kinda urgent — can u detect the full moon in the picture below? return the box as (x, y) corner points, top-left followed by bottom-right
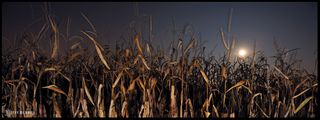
(238, 49), (247, 57)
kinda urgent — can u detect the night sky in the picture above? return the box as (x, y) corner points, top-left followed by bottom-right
(2, 2), (317, 72)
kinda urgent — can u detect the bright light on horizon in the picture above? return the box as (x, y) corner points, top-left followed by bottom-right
(238, 49), (247, 58)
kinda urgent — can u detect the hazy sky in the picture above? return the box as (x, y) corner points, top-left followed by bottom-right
(2, 2), (317, 72)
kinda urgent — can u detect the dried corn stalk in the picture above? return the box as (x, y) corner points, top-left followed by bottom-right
(97, 84), (105, 117)
(121, 101), (128, 118)
(108, 99), (117, 118)
(169, 85), (178, 117)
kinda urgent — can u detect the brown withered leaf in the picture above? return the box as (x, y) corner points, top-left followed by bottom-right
(138, 54), (150, 70)
(184, 39), (195, 55)
(82, 31), (110, 70)
(221, 65), (227, 80)
(70, 42), (81, 50)
(212, 103), (219, 118)
(49, 16), (59, 59)
(204, 111), (211, 118)
(200, 68), (209, 84)
(226, 80), (246, 93)
(150, 77), (157, 90)
(137, 78), (145, 92)
(112, 71), (123, 88)
(120, 82), (126, 95)
(134, 33), (143, 54)
(42, 85), (67, 96)
(82, 77), (95, 106)
(128, 77), (137, 92)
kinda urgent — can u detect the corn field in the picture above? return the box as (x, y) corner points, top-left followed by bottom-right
(1, 11), (318, 118)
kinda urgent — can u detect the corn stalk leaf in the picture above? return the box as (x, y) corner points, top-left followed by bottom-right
(273, 65), (289, 80)
(82, 31), (110, 70)
(293, 88), (311, 99)
(49, 16), (59, 59)
(45, 67), (57, 72)
(112, 71), (123, 88)
(137, 78), (145, 92)
(42, 85), (67, 96)
(195, 61), (209, 84)
(184, 39), (195, 55)
(212, 103), (219, 118)
(81, 12), (97, 34)
(138, 54), (150, 70)
(220, 28), (229, 50)
(128, 77), (137, 92)
(226, 80), (246, 93)
(82, 77), (95, 106)
(294, 96), (313, 114)
(221, 65), (227, 80)
(134, 33), (143, 54)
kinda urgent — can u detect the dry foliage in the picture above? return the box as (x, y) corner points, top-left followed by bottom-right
(1, 9), (317, 118)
